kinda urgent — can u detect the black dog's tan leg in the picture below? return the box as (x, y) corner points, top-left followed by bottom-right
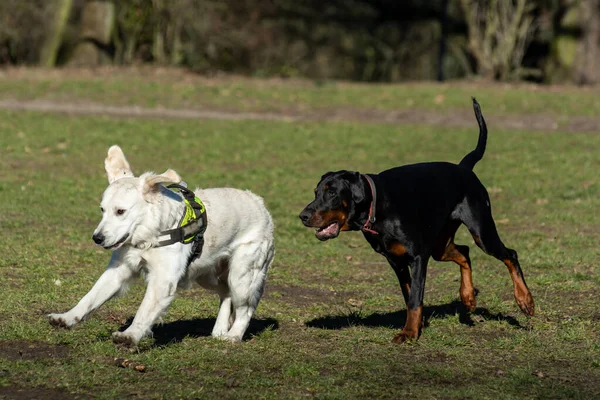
(393, 306), (423, 343)
(501, 249), (535, 316)
(432, 222), (476, 311)
(465, 212), (535, 316)
(440, 243), (476, 312)
(393, 254), (428, 343)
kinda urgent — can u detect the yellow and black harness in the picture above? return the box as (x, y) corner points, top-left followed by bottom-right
(156, 184), (207, 265)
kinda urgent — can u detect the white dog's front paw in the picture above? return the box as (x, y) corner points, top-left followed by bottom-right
(48, 313), (79, 329)
(211, 327), (229, 339)
(112, 331), (139, 347)
(217, 334), (242, 343)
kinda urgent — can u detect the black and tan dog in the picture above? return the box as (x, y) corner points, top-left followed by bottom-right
(299, 99), (534, 343)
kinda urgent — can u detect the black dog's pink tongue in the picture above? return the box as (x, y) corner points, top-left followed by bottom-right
(317, 222), (338, 238)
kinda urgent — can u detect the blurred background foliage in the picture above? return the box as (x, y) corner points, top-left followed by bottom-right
(0, 0), (598, 84)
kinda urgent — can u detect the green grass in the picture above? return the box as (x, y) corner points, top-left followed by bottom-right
(0, 72), (599, 399)
(2, 68), (600, 117)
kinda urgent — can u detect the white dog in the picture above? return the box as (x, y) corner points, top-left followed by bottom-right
(49, 145), (275, 346)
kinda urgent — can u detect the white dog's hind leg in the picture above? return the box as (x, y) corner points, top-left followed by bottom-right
(211, 296), (232, 338)
(48, 255), (134, 328)
(222, 240), (273, 342)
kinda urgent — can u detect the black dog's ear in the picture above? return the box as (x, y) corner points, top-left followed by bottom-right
(350, 172), (365, 203)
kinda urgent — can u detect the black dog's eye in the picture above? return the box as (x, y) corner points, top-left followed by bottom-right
(116, 209), (126, 216)
(323, 188), (336, 199)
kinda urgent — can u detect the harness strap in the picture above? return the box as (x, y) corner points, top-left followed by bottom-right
(361, 174), (379, 235)
(156, 184), (207, 265)
(157, 218), (205, 247)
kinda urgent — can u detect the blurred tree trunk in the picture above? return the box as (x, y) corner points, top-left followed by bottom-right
(573, 0), (600, 84)
(437, 0), (449, 81)
(123, 36), (138, 64)
(170, 18), (183, 65)
(68, 1), (115, 66)
(152, 0), (166, 63)
(39, 0), (73, 67)
(115, 0), (150, 65)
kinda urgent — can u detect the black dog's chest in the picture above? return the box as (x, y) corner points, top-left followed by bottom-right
(363, 232), (384, 253)
(362, 231), (411, 259)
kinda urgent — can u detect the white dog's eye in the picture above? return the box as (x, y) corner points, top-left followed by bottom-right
(100, 207), (105, 213)
(116, 209), (126, 216)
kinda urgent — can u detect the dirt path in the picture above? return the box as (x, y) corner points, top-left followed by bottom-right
(0, 98), (599, 133)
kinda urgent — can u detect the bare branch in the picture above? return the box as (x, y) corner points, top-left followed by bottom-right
(460, 0), (537, 80)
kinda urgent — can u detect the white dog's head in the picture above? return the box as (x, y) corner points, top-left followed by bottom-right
(92, 145), (181, 250)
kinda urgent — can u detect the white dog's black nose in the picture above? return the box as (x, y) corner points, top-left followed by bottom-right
(92, 233), (105, 245)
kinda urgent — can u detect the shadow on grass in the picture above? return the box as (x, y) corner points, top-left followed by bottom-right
(118, 317), (279, 347)
(305, 300), (524, 330)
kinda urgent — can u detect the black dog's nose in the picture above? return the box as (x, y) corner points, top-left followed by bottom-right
(299, 209), (311, 224)
(92, 233), (105, 244)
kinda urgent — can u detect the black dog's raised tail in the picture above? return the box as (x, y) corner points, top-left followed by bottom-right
(459, 97), (488, 170)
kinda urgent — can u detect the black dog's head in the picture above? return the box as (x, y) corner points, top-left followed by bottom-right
(299, 170), (366, 241)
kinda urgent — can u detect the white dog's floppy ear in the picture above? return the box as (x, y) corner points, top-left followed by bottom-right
(105, 145), (134, 183)
(141, 169), (182, 198)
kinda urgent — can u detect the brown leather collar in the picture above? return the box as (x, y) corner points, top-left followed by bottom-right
(361, 174), (378, 235)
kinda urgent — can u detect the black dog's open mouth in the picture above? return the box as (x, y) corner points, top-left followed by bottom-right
(315, 222), (340, 241)
(104, 233), (130, 250)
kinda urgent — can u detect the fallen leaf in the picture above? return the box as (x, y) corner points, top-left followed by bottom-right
(114, 358), (146, 373)
(347, 298), (363, 308)
(134, 364), (146, 373)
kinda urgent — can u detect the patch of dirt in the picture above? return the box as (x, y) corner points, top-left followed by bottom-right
(2, 267), (25, 288)
(1, 98), (600, 133)
(421, 351), (455, 364)
(468, 326), (513, 342)
(0, 340), (69, 362)
(0, 386), (77, 400)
